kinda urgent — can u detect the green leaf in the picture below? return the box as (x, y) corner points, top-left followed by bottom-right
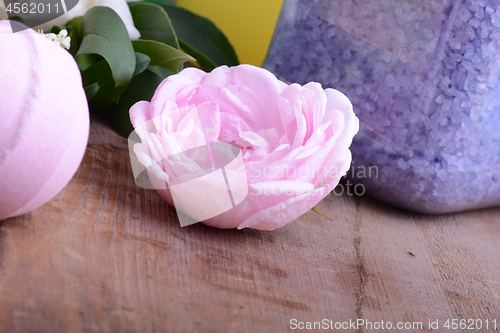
(64, 17), (84, 57)
(8, 16), (28, 26)
(81, 53), (150, 112)
(65, 27), (80, 57)
(139, 0), (174, 5)
(65, 16), (83, 39)
(84, 82), (100, 100)
(77, 6), (136, 87)
(133, 52), (152, 76)
(113, 69), (165, 137)
(147, 65), (174, 80)
(76, 53), (98, 72)
(132, 40), (195, 73)
(81, 60), (111, 89)
(48, 25), (62, 34)
(163, 5), (239, 71)
(81, 60), (127, 108)
(129, 2), (179, 49)
(122, 70), (164, 105)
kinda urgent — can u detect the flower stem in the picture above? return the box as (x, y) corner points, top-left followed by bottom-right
(311, 207), (332, 221)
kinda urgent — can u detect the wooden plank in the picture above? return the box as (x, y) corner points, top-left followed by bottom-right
(0, 117), (499, 332)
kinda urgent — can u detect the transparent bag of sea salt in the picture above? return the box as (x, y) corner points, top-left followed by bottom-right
(263, 0), (500, 213)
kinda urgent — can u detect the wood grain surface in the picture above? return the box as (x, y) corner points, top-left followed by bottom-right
(0, 116), (499, 333)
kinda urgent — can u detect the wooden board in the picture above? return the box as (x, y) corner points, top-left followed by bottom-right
(1, 116), (499, 333)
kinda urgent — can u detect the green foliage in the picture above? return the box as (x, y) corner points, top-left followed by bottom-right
(129, 2), (179, 49)
(64, 16), (83, 56)
(48, 25), (62, 33)
(7, 16), (28, 25)
(112, 69), (165, 137)
(137, 0), (174, 5)
(76, 6), (136, 87)
(163, 5), (239, 71)
(63, 2), (240, 137)
(132, 40), (194, 73)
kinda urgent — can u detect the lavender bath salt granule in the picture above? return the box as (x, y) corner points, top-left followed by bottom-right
(264, 0), (500, 213)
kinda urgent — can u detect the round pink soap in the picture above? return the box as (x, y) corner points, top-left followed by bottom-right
(0, 21), (90, 220)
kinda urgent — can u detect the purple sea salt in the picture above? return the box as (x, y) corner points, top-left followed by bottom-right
(264, 0), (500, 214)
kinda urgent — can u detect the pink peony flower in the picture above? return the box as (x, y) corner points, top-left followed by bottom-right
(130, 65), (358, 230)
(0, 21), (89, 220)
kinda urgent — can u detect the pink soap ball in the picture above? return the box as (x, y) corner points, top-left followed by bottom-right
(0, 21), (90, 220)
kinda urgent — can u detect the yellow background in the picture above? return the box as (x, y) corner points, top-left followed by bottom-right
(176, 0), (284, 66)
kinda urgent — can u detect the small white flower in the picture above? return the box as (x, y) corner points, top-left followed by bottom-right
(34, 0), (140, 40)
(44, 29), (71, 50)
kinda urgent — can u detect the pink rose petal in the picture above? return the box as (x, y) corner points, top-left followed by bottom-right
(129, 64), (359, 230)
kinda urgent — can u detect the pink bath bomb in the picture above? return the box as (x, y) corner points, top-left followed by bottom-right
(0, 21), (90, 220)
